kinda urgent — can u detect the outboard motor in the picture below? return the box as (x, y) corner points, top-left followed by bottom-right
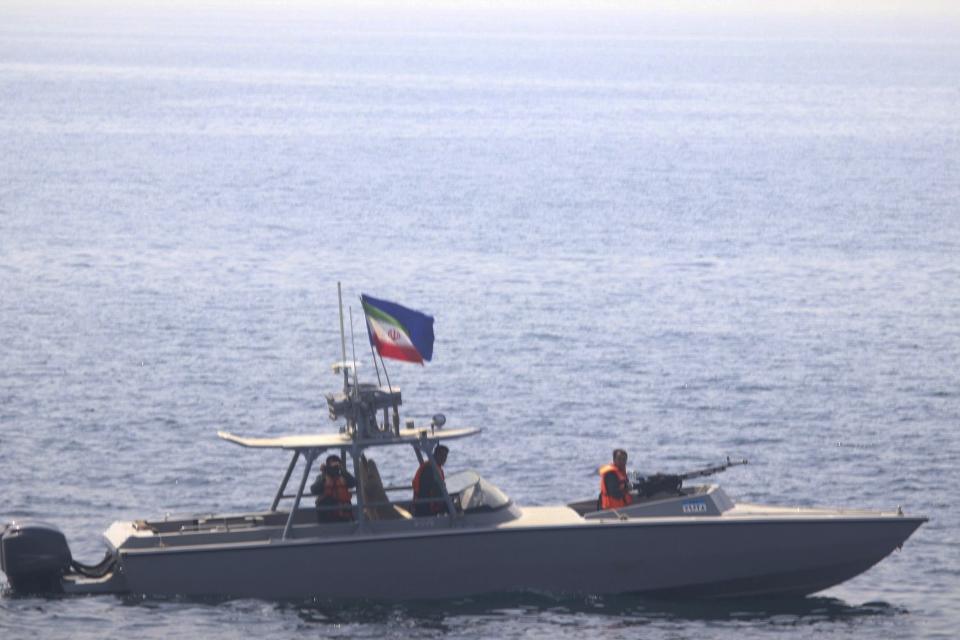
(1, 521), (72, 593)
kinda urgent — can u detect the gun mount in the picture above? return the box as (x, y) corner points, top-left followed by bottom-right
(326, 382), (402, 440)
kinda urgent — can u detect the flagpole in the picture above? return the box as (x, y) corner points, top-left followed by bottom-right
(369, 342), (382, 386)
(380, 352), (393, 394)
(360, 296), (383, 386)
(337, 282), (348, 393)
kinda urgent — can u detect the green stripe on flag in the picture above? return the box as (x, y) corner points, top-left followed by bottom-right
(362, 300), (405, 331)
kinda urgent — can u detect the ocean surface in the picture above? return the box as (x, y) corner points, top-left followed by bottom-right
(2, 5), (959, 638)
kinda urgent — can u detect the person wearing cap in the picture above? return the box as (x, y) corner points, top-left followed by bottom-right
(599, 448), (633, 510)
(412, 444), (449, 517)
(310, 454), (356, 522)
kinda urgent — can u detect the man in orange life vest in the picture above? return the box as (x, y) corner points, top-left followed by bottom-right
(412, 444), (449, 517)
(310, 454), (356, 523)
(599, 448), (633, 510)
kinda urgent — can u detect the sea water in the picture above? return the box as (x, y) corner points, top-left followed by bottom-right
(1, 4), (959, 639)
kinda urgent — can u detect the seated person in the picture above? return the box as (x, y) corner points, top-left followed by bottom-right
(412, 444), (449, 517)
(310, 454), (356, 522)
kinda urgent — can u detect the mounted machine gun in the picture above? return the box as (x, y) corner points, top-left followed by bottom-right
(632, 457), (748, 498)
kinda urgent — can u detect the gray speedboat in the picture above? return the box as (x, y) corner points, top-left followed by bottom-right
(1, 364), (926, 600)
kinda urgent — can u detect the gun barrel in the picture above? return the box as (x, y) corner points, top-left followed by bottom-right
(676, 458), (748, 481)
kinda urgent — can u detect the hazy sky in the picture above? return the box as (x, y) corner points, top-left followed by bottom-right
(2, 0), (958, 40)
(4, 0), (960, 15)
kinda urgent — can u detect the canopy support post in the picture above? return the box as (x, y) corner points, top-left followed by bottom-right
(352, 444), (366, 529)
(271, 450), (301, 512)
(283, 448), (319, 540)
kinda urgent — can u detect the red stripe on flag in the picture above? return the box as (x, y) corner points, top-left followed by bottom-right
(373, 337), (424, 364)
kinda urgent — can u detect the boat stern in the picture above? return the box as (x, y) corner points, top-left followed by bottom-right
(1, 520), (128, 596)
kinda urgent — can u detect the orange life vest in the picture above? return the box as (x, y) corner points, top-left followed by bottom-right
(599, 463), (633, 510)
(413, 461), (446, 514)
(323, 475), (352, 520)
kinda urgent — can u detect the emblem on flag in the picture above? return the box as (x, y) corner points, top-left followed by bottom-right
(360, 294), (435, 364)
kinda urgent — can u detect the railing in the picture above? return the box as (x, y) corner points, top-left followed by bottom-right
(273, 483), (415, 503)
(305, 496), (455, 512)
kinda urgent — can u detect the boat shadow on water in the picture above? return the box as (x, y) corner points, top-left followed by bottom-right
(274, 592), (906, 631)
(1, 581), (907, 634)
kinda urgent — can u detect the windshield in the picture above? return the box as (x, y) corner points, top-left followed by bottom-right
(445, 470), (511, 513)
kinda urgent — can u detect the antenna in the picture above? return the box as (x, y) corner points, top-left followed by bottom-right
(337, 282), (348, 392)
(348, 306), (360, 393)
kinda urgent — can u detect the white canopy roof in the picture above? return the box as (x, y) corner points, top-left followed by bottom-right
(217, 427), (481, 451)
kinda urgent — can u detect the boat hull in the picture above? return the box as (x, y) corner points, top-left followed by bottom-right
(115, 515), (925, 599)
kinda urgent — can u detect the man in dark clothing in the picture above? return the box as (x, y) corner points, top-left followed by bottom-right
(310, 454), (357, 522)
(599, 448), (633, 510)
(412, 444), (449, 517)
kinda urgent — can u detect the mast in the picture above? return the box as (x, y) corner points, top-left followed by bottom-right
(337, 281), (349, 393)
(348, 306), (360, 391)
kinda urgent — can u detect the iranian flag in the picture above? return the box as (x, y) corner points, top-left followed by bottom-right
(360, 294), (435, 364)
